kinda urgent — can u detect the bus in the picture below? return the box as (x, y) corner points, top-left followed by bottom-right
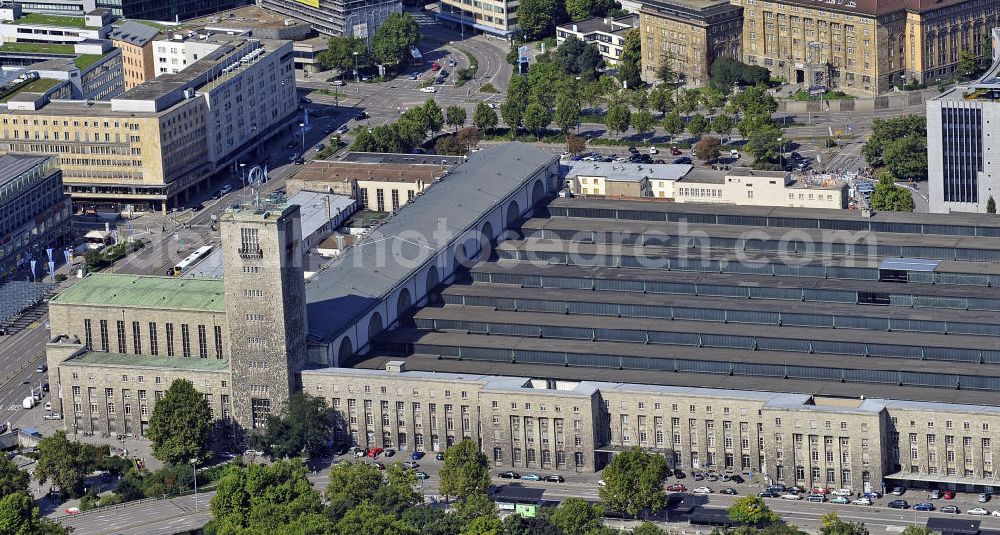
(171, 245), (214, 276)
(83, 230), (111, 250)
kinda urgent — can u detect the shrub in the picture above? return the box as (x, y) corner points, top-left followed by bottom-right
(479, 83), (498, 93)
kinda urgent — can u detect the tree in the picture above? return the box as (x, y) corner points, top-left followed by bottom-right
(677, 88), (702, 116)
(371, 12), (420, 68)
(453, 492), (497, 524)
(255, 392), (332, 459)
(500, 100), (524, 138)
(631, 523), (667, 535)
(988, 196), (997, 214)
(728, 496), (780, 526)
(655, 52), (677, 86)
(0, 492), (70, 535)
(605, 102), (631, 138)
(957, 49), (978, 78)
(553, 35), (587, 74)
(423, 99), (445, 136)
(820, 512), (869, 535)
(567, 133), (586, 154)
(728, 85), (778, 119)
(325, 461), (383, 512)
(554, 94), (581, 133)
(649, 86), (673, 114)
(598, 446), (669, 519)
(146, 379), (212, 465)
(618, 29), (642, 90)
(209, 460), (333, 534)
(687, 113), (709, 137)
(35, 430), (97, 498)
(500, 514), (559, 535)
(434, 136), (464, 155)
(0, 456), (29, 497)
(882, 133), (927, 181)
(862, 115), (925, 167)
(336, 501), (418, 535)
(900, 527), (934, 535)
(446, 106), (467, 132)
(548, 497), (604, 535)
(456, 127), (481, 150)
(523, 102), (553, 139)
(317, 36), (368, 74)
(744, 122), (784, 164)
(710, 57), (771, 91)
(473, 102), (498, 132)
(528, 61), (563, 104)
(662, 112), (684, 140)
(576, 44), (605, 80)
(711, 114), (735, 142)
(701, 86), (728, 112)
(632, 109), (654, 141)
(439, 440), (491, 501)
(460, 514), (503, 535)
(694, 136), (722, 162)
(870, 169), (915, 212)
(516, 0), (560, 40)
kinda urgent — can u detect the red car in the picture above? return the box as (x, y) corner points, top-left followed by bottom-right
(367, 447), (384, 458)
(670, 146), (682, 156)
(943, 491), (956, 500)
(811, 487), (831, 495)
(431, 62), (441, 71)
(667, 484), (687, 492)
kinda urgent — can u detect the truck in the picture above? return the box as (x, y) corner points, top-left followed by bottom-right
(21, 397), (35, 409)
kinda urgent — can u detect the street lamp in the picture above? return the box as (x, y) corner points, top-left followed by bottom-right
(352, 52), (360, 83)
(777, 137), (784, 170)
(299, 122), (306, 155)
(190, 458), (199, 511)
(239, 162), (246, 190)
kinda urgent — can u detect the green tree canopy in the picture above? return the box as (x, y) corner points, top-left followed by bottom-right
(0, 492), (70, 535)
(820, 512), (869, 535)
(554, 94), (581, 133)
(516, 0), (562, 40)
(316, 36), (367, 74)
(446, 106), (467, 131)
(631, 522), (667, 535)
(687, 113), (709, 137)
(727, 496), (780, 526)
(146, 379), (212, 465)
(256, 392), (332, 459)
(423, 99), (445, 135)
(473, 102), (499, 132)
(209, 460), (332, 534)
(957, 49), (979, 78)
(632, 109), (655, 140)
(728, 85), (778, 119)
(523, 102), (553, 138)
(655, 52), (677, 86)
(598, 446), (669, 518)
(861, 115), (925, 167)
(552, 36), (604, 79)
(371, 13), (420, 67)
(453, 492), (497, 524)
(605, 102), (631, 138)
(882, 133), (927, 181)
(618, 29), (642, 89)
(35, 430), (98, 498)
(336, 501), (417, 535)
(662, 111), (684, 139)
(744, 122), (784, 164)
(439, 439), (491, 501)
(547, 497), (604, 535)
(500, 100), (525, 138)
(900, 527), (934, 535)
(0, 456), (29, 497)
(870, 170), (915, 212)
(711, 114), (735, 141)
(649, 86), (674, 114)
(325, 460), (384, 511)
(710, 57), (771, 91)
(527, 61), (563, 104)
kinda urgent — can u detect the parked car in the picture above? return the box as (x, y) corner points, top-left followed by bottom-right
(673, 157), (692, 164)
(43, 402), (51, 411)
(811, 488), (830, 495)
(521, 473), (541, 481)
(944, 491), (956, 500)
(403, 461), (419, 469)
(545, 475), (565, 483)
(930, 490), (942, 499)
(692, 472), (704, 481)
(888, 500), (909, 509)
(43, 413), (62, 420)
(336, 125), (349, 134)
(354, 449), (366, 457)
(979, 493), (992, 503)
(667, 484), (687, 492)
(767, 484), (788, 493)
(42, 382), (49, 392)
(969, 507), (990, 515)
(649, 147), (659, 155)
(499, 471), (520, 479)
(245, 449), (264, 457)
(672, 470), (685, 479)
(730, 475), (744, 484)
(411, 451), (425, 460)
(355, 111), (369, 120)
(374, 462), (386, 470)
(331, 80), (345, 86)
(891, 486), (906, 495)
(366, 447), (383, 458)
(670, 146), (682, 155)
(706, 473), (719, 482)
(415, 471), (429, 480)
(782, 493), (803, 500)
(759, 491), (781, 498)
(830, 496), (850, 504)
(992, 510), (1000, 517)
(36, 364), (48, 373)
(294, 157), (305, 165)
(435, 453), (445, 461)
(693, 486), (712, 494)
(807, 494), (826, 502)
(420, 87), (437, 93)
(832, 488), (853, 497)
(410, 73), (419, 80)
(941, 505), (960, 514)
(914, 503), (935, 511)
(628, 146), (639, 154)
(851, 497), (872, 506)
(721, 488), (738, 495)
(431, 62), (440, 71)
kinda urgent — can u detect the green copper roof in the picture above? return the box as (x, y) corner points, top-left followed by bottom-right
(65, 351), (230, 372)
(51, 273), (225, 312)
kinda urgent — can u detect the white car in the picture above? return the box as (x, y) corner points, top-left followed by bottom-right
(851, 497), (873, 506)
(44, 402), (51, 411)
(244, 449), (264, 457)
(992, 510), (1000, 517)
(613, 157), (629, 163)
(693, 486), (712, 494)
(649, 147), (659, 155)
(781, 493), (803, 500)
(968, 507), (990, 516)
(598, 479), (606, 487)
(420, 87), (437, 93)
(832, 489), (853, 496)
(559, 151), (571, 159)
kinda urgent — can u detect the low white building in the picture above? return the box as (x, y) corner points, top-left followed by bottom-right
(0, 7), (112, 45)
(555, 15), (636, 65)
(152, 30), (239, 76)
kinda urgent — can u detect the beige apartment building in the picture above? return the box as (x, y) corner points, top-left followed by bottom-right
(109, 21), (160, 90)
(639, 0), (743, 86)
(0, 37), (297, 213)
(734, 0), (998, 96)
(288, 159), (454, 213)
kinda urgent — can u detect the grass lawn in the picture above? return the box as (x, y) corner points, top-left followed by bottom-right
(74, 54), (105, 69)
(0, 77), (61, 102)
(0, 42), (75, 54)
(11, 13), (95, 29)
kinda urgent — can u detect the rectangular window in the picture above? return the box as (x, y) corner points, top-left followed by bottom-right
(197, 325), (208, 358)
(116, 320), (126, 353)
(181, 324), (191, 357)
(376, 189), (385, 212)
(391, 189), (400, 211)
(132, 321), (142, 354)
(84, 319), (93, 349)
(251, 398), (271, 429)
(149, 323), (158, 355)
(100, 319), (109, 351)
(165, 323), (175, 356)
(214, 326), (223, 359)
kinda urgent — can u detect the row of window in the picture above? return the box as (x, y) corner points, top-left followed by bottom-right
(83, 318), (223, 359)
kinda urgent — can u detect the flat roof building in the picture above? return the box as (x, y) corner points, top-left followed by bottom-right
(639, 0), (742, 86)
(258, 0), (401, 37)
(555, 16), (636, 65)
(0, 154), (71, 279)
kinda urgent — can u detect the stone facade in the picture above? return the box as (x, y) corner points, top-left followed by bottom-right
(221, 204), (308, 433)
(639, 0), (743, 86)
